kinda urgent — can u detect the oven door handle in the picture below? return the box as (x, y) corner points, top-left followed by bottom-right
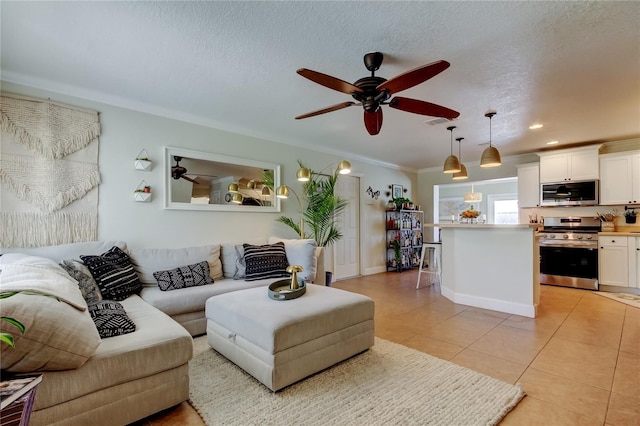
(539, 242), (598, 249)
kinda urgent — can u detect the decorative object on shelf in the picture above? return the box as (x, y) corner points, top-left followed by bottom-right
(624, 207), (637, 224)
(452, 137), (468, 180)
(443, 126), (461, 174)
(134, 180), (152, 202)
(391, 197), (413, 211)
(464, 183), (482, 203)
(134, 149), (152, 171)
(480, 111), (502, 168)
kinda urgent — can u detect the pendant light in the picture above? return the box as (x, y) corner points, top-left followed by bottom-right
(480, 111), (501, 167)
(464, 183), (482, 203)
(443, 125), (461, 173)
(452, 137), (468, 180)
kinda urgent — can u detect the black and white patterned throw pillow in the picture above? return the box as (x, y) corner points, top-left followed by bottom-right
(88, 301), (136, 338)
(80, 246), (142, 301)
(153, 260), (214, 291)
(243, 242), (289, 281)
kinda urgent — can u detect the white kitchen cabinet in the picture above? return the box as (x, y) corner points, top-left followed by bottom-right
(600, 151), (640, 205)
(538, 146), (600, 183)
(599, 236), (629, 287)
(517, 164), (540, 208)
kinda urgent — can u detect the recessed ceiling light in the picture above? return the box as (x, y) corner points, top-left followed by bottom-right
(546, 140), (558, 145)
(529, 124), (543, 130)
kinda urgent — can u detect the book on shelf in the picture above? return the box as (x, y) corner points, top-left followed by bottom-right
(0, 374), (42, 410)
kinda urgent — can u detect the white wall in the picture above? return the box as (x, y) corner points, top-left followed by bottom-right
(1, 81), (417, 275)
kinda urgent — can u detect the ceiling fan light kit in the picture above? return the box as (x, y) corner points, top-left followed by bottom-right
(480, 111), (502, 168)
(296, 52), (460, 136)
(443, 125), (461, 174)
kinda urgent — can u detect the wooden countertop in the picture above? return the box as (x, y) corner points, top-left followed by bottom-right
(599, 231), (640, 236)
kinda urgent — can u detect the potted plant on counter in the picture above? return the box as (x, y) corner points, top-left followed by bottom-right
(624, 209), (637, 224)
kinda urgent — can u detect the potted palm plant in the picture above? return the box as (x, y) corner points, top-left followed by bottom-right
(277, 161), (350, 285)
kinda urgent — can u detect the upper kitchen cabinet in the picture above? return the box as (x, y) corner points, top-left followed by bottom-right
(517, 163), (540, 208)
(600, 151), (640, 205)
(538, 146), (600, 183)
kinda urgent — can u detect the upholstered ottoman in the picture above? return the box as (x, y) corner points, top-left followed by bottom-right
(205, 283), (375, 391)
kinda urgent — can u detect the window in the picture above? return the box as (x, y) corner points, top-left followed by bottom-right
(487, 194), (518, 224)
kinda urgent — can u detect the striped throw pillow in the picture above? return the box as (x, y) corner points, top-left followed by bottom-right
(80, 246), (142, 301)
(243, 242), (289, 281)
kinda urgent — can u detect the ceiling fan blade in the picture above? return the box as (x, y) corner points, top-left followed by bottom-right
(295, 102), (356, 120)
(389, 96), (460, 119)
(377, 60), (450, 95)
(297, 69), (364, 95)
(364, 109), (383, 135)
(181, 175), (199, 184)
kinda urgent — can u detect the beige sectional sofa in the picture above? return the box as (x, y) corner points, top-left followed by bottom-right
(0, 237), (322, 425)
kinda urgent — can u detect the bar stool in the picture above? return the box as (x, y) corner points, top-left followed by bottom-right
(416, 242), (442, 289)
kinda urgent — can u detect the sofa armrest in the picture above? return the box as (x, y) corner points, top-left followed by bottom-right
(313, 247), (325, 285)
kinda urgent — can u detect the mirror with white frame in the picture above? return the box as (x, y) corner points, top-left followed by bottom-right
(163, 146), (281, 212)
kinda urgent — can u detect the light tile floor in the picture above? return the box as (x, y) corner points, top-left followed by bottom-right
(139, 271), (640, 425)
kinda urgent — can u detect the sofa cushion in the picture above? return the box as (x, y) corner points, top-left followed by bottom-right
(268, 237), (318, 282)
(243, 242), (289, 281)
(221, 239), (266, 279)
(233, 245), (246, 280)
(80, 247), (142, 301)
(153, 260), (214, 291)
(140, 277), (276, 316)
(88, 300), (136, 338)
(60, 259), (103, 304)
(0, 254), (101, 372)
(0, 240), (128, 263)
(31, 295), (192, 411)
(129, 244), (223, 286)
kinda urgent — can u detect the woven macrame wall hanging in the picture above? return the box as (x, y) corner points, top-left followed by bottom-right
(0, 94), (101, 248)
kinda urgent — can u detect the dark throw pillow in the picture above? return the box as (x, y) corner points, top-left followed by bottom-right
(80, 246), (142, 301)
(243, 242), (289, 281)
(60, 259), (103, 304)
(88, 301), (136, 338)
(153, 260), (214, 291)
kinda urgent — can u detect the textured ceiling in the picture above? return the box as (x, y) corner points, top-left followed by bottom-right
(2, 1), (639, 170)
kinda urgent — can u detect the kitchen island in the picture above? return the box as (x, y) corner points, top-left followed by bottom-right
(426, 223), (540, 318)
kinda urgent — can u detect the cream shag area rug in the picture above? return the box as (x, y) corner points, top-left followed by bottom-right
(189, 336), (524, 426)
(595, 291), (640, 309)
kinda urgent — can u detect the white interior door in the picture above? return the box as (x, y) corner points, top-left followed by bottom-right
(333, 174), (360, 280)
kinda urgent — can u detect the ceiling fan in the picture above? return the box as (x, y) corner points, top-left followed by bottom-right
(171, 156), (199, 184)
(295, 52), (460, 135)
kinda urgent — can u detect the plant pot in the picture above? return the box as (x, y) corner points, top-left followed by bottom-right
(625, 215), (637, 224)
(325, 271), (333, 287)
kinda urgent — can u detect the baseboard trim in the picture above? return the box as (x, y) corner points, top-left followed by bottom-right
(440, 287), (536, 318)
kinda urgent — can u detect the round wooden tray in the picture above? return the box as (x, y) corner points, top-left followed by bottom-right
(268, 279), (306, 301)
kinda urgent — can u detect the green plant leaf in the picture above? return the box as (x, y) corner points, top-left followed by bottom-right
(1, 316), (26, 333)
(0, 333), (15, 347)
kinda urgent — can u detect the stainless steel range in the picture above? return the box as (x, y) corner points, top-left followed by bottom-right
(538, 216), (600, 290)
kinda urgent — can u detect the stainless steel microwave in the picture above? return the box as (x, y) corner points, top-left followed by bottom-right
(540, 180), (599, 207)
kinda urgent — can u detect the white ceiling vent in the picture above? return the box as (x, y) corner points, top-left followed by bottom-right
(424, 117), (457, 126)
